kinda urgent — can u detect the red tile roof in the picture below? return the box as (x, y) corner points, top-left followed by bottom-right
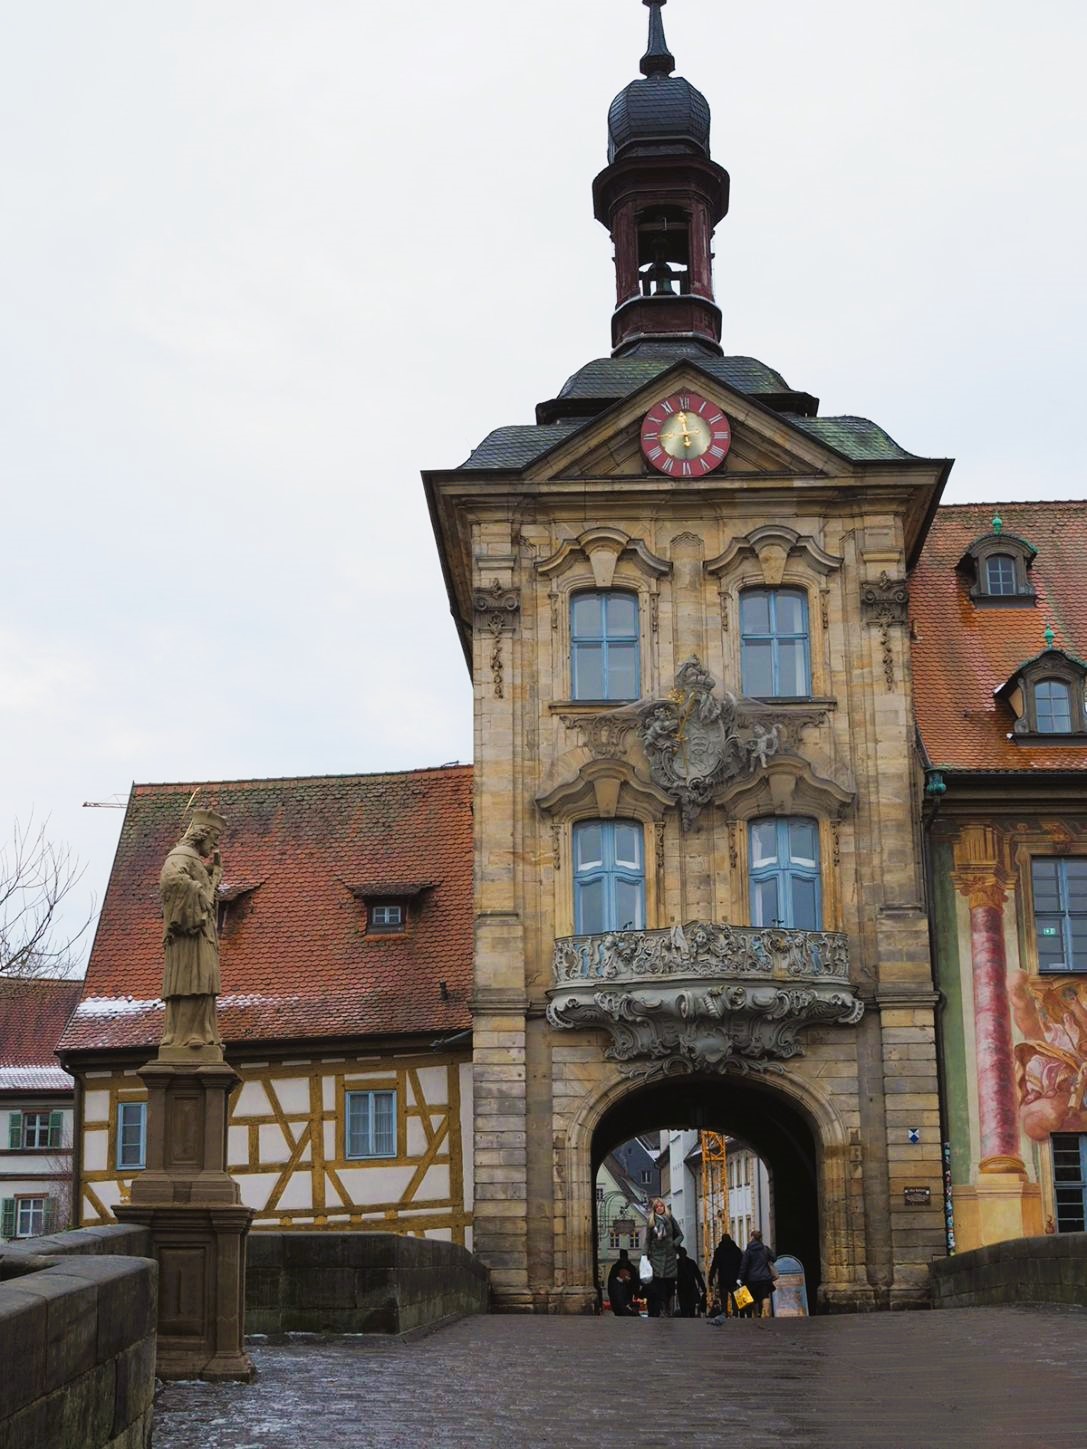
(59, 768), (473, 1056)
(0, 979), (82, 1090)
(912, 502), (1087, 771)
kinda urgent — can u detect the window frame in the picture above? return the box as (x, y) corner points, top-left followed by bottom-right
(367, 901), (406, 933)
(748, 816), (823, 931)
(1031, 857), (1087, 973)
(573, 819), (646, 935)
(116, 1101), (148, 1171)
(15, 1195), (47, 1239)
(739, 587), (812, 699)
(570, 589), (641, 703)
(344, 1088), (398, 1161)
(1052, 1133), (1087, 1233)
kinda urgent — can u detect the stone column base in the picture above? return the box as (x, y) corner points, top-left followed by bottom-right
(952, 1174), (1043, 1253)
(117, 1202), (255, 1381)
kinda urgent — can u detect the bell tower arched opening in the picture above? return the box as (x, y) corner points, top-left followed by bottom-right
(591, 1073), (822, 1308)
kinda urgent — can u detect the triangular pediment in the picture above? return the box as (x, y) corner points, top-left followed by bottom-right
(522, 362), (846, 484)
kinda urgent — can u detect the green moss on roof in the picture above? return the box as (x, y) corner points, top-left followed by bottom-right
(462, 423), (581, 470)
(787, 414), (914, 462)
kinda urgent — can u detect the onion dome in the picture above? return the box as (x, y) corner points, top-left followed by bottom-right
(607, 1), (711, 162)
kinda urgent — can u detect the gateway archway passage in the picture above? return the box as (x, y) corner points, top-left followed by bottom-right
(592, 1075), (821, 1307)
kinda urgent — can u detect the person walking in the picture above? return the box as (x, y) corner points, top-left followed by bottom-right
(675, 1245), (706, 1317)
(707, 1230), (743, 1321)
(644, 1197), (683, 1317)
(738, 1228), (777, 1318)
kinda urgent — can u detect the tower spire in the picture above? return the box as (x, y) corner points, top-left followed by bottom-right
(641, 0), (676, 79)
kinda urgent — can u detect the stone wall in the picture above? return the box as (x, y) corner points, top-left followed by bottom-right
(0, 1225), (156, 1449)
(930, 1232), (1087, 1308)
(246, 1231), (490, 1336)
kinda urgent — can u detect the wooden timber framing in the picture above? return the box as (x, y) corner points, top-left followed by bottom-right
(76, 1049), (473, 1244)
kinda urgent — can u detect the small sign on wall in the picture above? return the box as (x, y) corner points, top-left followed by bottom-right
(903, 1186), (931, 1206)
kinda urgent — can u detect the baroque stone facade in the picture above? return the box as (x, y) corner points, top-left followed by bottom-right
(425, 5), (950, 1312)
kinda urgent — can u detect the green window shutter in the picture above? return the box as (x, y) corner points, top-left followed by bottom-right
(43, 1198), (57, 1233)
(48, 1111), (63, 1149)
(1, 1199), (14, 1238)
(8, 1113), (22, 1150)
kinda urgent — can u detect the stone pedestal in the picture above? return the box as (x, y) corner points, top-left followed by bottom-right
(953, 1173), (1044, 1253)
(116, 1058), (254, 1382)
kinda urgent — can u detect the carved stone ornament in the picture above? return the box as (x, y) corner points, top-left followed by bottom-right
(860, 572), (908, 691)
(637, 657), (784, 829)
(473, 579), (520, 699)
(547, 920), (862, 1078)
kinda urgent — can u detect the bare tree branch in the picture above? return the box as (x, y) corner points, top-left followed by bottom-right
(0, 816), (93, 979)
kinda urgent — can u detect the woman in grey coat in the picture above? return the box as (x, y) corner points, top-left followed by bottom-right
(644, 1197), (683, 1317)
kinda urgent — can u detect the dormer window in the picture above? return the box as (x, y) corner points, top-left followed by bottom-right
(349, 880), (434, 934)
(997, 640), (1087, 742)
(959, 517), (1036, 605)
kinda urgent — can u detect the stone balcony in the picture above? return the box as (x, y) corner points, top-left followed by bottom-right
(546, 920), (863, 1081)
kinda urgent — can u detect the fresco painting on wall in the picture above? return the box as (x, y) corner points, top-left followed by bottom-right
(1011, 975), (1087, 1141)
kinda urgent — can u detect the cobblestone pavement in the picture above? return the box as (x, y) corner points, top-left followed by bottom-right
(153, 1307), (1087, 1449)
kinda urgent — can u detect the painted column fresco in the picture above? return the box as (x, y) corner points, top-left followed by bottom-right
(951, 826), (1025, 1173)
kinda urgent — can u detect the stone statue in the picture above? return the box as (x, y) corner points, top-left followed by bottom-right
(159, 809), (226, 1056)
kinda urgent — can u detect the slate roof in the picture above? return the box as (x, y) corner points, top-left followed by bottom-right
(607, 73), (711, 163)
(912, 502), (1087, 771)
(58, 767), (473, 1057)
(0, 979), (81, 1091)
(460, 351), (915, 470)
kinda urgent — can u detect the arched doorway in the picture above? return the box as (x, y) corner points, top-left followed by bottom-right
(591, 1073), (822, 1307)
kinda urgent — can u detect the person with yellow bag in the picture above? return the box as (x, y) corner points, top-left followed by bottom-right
(738, 1229), (778, 1318)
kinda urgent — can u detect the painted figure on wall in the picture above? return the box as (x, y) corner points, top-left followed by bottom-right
(1011, 974), (1087, 1140)
(159, 808), (226, 1053)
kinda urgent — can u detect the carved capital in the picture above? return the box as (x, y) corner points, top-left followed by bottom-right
(951, 825), (1011, 909)
(860, 572), (909, 625)
(473, 580), (520, 699)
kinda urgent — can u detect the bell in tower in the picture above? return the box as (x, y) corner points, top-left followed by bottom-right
(594, 0), (730, 356)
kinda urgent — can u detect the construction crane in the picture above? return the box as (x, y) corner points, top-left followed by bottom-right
(700, 1129), (728, 1286)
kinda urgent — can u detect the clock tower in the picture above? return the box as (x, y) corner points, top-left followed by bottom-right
(425, 0), (952, 1312)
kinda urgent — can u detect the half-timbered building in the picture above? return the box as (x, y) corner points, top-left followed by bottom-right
(58, 768), (475, 1244)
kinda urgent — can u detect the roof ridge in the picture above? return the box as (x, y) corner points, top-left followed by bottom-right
(133, 764), (473, 792)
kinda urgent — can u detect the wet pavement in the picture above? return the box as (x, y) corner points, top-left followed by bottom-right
(153, 1307), (1087, 1448)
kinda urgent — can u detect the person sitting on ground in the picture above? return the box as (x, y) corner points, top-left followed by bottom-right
(608, 1264), (638, 1317)
(675, 1245), (706, 1318)
(738, 1228), (777, 1319)
(706, 1230), (744, 1324)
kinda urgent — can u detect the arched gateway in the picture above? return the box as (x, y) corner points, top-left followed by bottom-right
(586, 1075), (828, 1308)
(424, 1), (948, 1313)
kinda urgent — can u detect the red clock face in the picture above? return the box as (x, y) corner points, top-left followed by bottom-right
(640, 391), (732, 478)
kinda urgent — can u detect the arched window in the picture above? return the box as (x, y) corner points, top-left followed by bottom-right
(571, 591), (640, 701)
(573, 820), (645, 933)
(740, 589), (810, 698)
(1035, 679), (1073, 734)
(749, 817), (821, 930)
(985, 554), (1018, 597)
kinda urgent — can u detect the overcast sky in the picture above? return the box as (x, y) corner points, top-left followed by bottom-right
(3, 0), (1085, 966)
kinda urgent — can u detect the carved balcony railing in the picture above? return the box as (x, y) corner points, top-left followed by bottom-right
(552, 921), (851, 986)
(546, 920), (862, 1082)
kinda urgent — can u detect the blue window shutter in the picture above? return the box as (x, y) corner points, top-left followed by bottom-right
(48, 1111), (63, 1149)
(1, 1199), (14, 1238)
(8, 1113), (22, 1150)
